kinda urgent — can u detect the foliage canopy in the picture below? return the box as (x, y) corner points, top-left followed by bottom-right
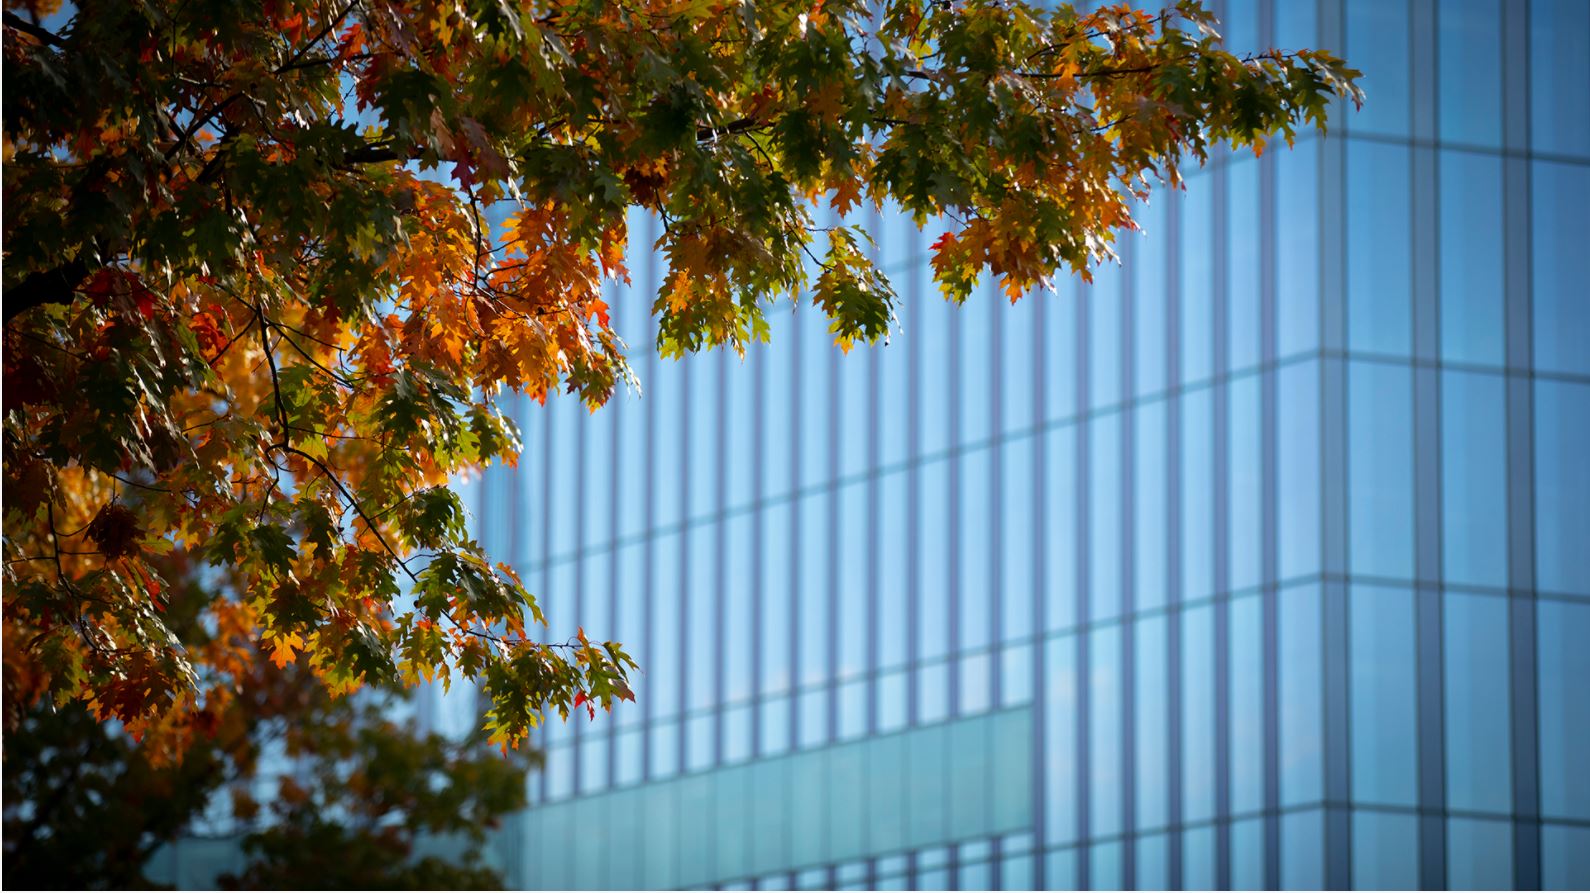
(2, 0), (1360, 758)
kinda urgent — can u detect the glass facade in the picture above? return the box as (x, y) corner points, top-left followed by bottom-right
(433, 0), (1590, 889)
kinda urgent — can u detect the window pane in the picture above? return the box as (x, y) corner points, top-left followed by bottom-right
(1182, 387), (1215, 599)
(1277, 141), (1321, 357)
(1531, 0), (1590, 156)
(1536, 380), (1590, 595)
(1439, 151), (1505, 366)
(1539, 598), (1590, 820)
(1346, 0), (1411, 136)
(1280, 584), (1325, 806)
(1442, 370), (1509, 587)
(1045, 635), (1079, 845)
(1229, 374), (1263, 592)
(1230, 594), (1265, 814)
(1439, 0), (1503, 146)
(1350, 585), (1418, 806)
(1181, 173), (1215, 384)
(1089, 624), (1123, 837)
(1543, 823), (1590, 890)
(1282, 809), (1325, 890)
(1449, 817), (1513, 890)
(1445, 591), (1513, 813)
(1135, 399), (1169, 611)
(1135, 615), (1170, 830)
(1533, 161), (1590, 377)
(1090, 413), (1122, 621)
(1182, 604), (1217, 822)
(1229, 158), (1262, 372)
(1279, 361), (1322, 580)
(1353, 810), (1418, 888)
(1347, 142), (1412, 356)
(1349, 362), (1414, 580)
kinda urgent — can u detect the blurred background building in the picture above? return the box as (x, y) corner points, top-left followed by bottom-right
(440, 0), (1590, 889)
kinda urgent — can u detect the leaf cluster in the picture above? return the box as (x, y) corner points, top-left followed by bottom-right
(1, 0), (1358, 756)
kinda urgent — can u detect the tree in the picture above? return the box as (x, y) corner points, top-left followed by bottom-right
(2, 0), (1361, 759)
(2, 534), (535, 890)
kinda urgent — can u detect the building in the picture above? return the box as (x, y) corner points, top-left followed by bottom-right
(447, 0), (1590, 888)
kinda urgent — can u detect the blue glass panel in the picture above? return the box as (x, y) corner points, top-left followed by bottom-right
(966, 280), (996, 444)
(795, 492), (833, 680)
(1438, 151), (1505, 366)
(648, 531), (682, 721)
(959, 652), (992, 715)
(687, 524), (717, 712)
(1137, 832), (1170, 890)
(1347, 142), (1412, 356)
(1002, 281), (1039, 436)
(1045, 848), (1077, 890)
(1439, 0), (1503, 146)
(1531, 0), (1590, 156)
(688, 356), (720, 520)
(1349, 585), (1418, 806)
(1348, 362), (1414, 580)
(1045, 284), (1079, 424)
(1090, 412), (1122, 621)
(1134, 399), (1168, 610)
(797, 688), (826, 750)
(835, 346), (870, 484)
(760, 316), (794, 508)
(960, 449), (994, 651)
(1229, 157), (1262, 373)
(1232, 816), (1265, 891)
(1134, 197), (1169, 398)
(1276, 0), (1317, 47)
(1278, 361), (1322, 580)
(1539, 598), (1590, 820)
(878, 471), (909, 668)
(1135, 614), (1169, 830)
(1536, 380), (1590, 595)
(797, 299), (831, 492)
(1089, 624), (1123, 837)
(1184, 824), (1217, 890)
(1182, 386), (1215, 599)
(1230, 594), (1265, 814)
(1044, 635), (1079, 845)
(1045, 427), (1079, 631)
(1088, 263), (1123, 410)
(919, 460), (951, 659)
(919, 267), (953, 456)
(1230, 374), (1263, 592)
(1088, 841), (1123, 891)
(1449, 817), (1513, 890)
(1352, 810), (1418, 888)
(761, 504), (794, 697)
(1282, 809), (1325, 890)
(686, 713), (715, 772)
(1001, 852), (1035, 891)
(724, 516), (754, 702)
(1183, 604), (1217, 822)
(759, 696), (790, 757)
(1346, 0), (1411, 136)
(1277, 141), (1321, 357)
(1442, 371), (1509, 587)
(649, 719), (679, 780)
(1543, 823), (1590, 890)
(836, 482), (868, 678)
(1445, 591), (1513, 813)
(1001, 644), (1032, 708)
(1182, 173), (1215, 384)
(1533, 161), (1590, 377)
(1000, 438), (1035, 644)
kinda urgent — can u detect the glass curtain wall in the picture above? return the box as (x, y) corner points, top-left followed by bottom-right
(453, 0), (1590, 888)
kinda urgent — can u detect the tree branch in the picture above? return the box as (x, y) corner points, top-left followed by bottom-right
(2, 11), (66, 49)
(3, 259), (90, 324)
